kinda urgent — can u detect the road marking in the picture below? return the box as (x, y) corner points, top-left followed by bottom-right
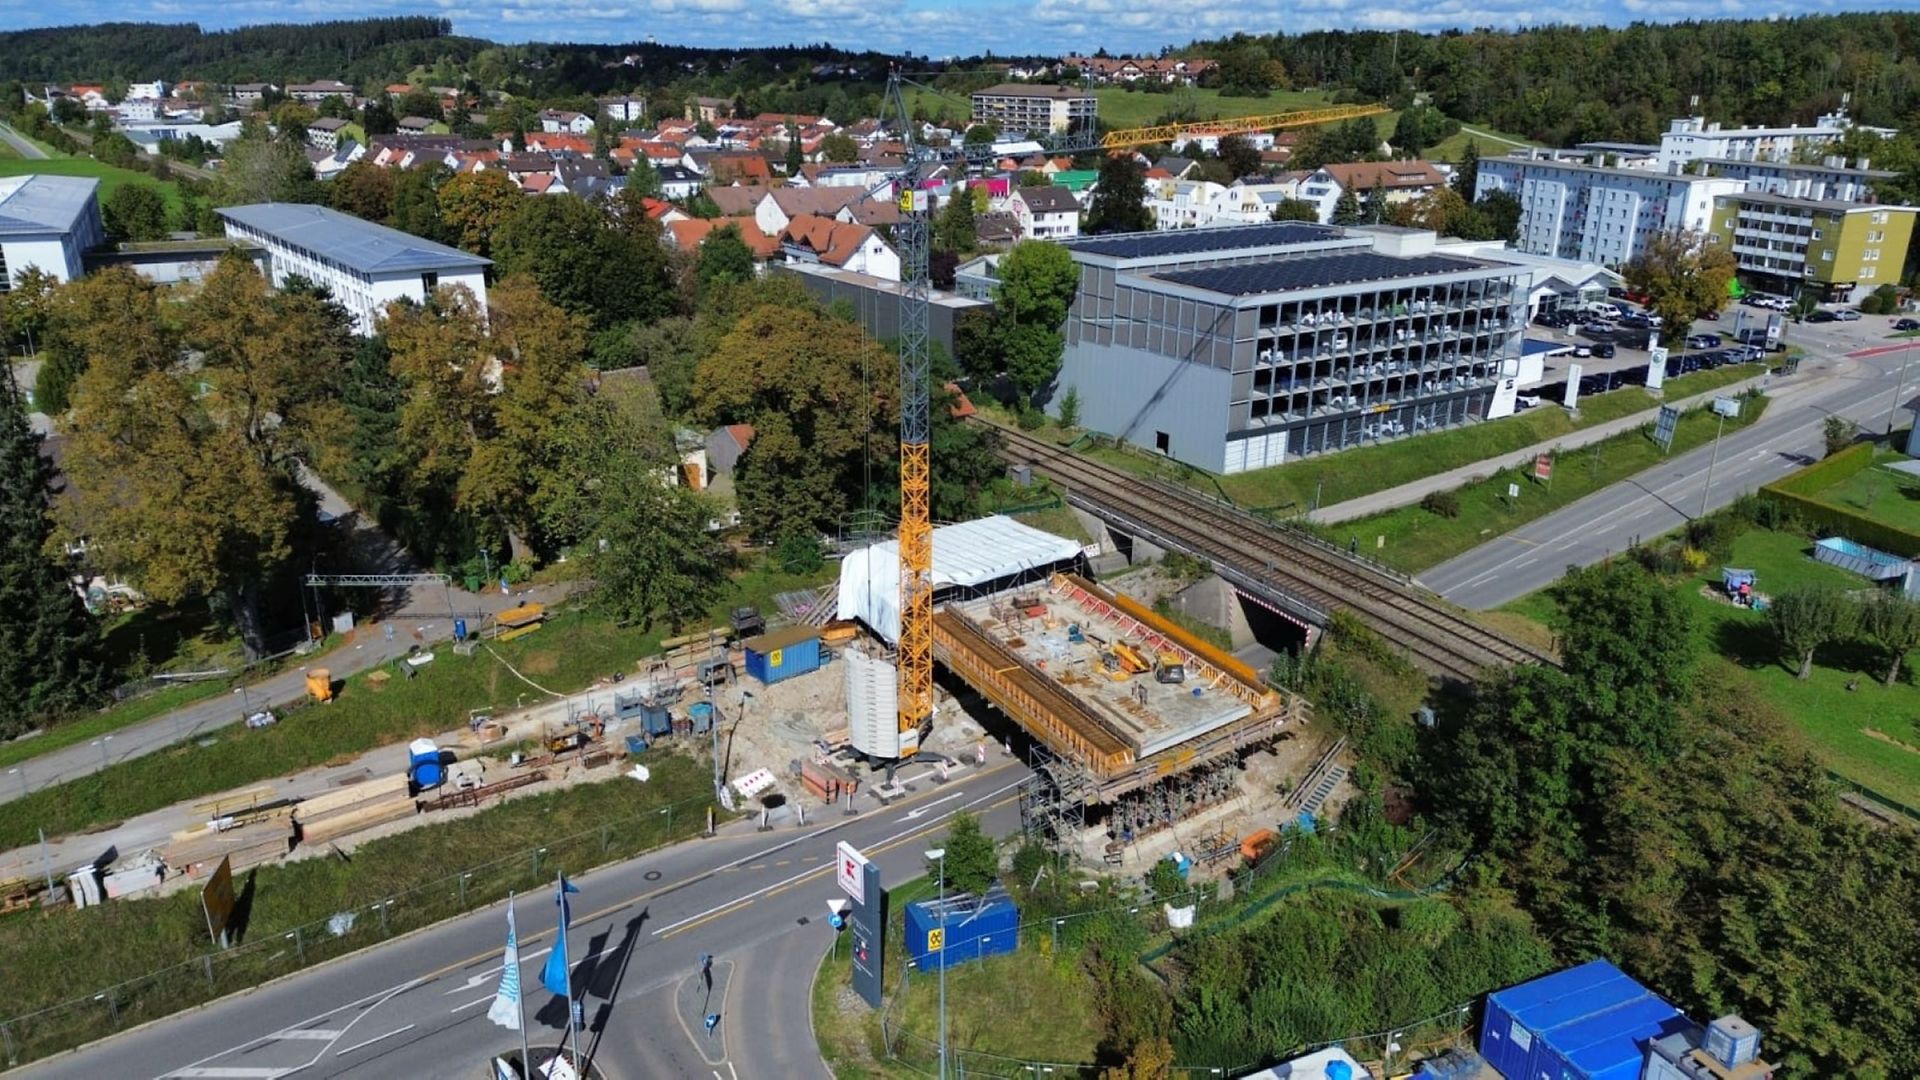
(270, 1028), (344, 1040)
(335, 1024), (415, 1057)
(900, 791), (965, 820)
(164, 1070), (291, 1078)
(450, 994), (496, 1014)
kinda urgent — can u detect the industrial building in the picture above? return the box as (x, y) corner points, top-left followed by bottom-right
(1054, 221), (1528, 474)
(1476, 153), (1742, 266)
(0, 174), (104, 290)
(1706, 192), (1918, 302)
(216, 203), (491, 335)
(969, 83), (1095, 135)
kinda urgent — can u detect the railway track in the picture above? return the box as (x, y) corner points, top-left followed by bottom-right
(989, 425), (1557, 681)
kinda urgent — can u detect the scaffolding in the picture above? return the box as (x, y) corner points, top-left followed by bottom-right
(1018, 743), (1096, 851)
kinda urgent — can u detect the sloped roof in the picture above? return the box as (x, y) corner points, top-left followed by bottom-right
(770, 186), (864, 218)
(779, 213), (876, 267)
(707, 185), (773, 216)
(668, 216), (780, 258)
(1016, 185), (1080, 214)
(0, 175), (98, 237)
(1322, 160), (1446, 192)
(216, 203), (489, 274)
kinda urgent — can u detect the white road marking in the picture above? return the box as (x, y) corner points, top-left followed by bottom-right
(899, 791), (965, 820)
(164, 1070), (290, 1078)
(335, 1024), (415, 1057)
(269, 1029), (343, 1040)
(450, 994), (497, 1014)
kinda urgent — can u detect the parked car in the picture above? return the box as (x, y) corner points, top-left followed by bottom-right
(1572, 343), (1593, 358)
(1618, 312), (1652, 329)
(1685, 333), (1722, 349)
(1896, 318), (1920, 331)
(1834, 309), (1862, 321)
(1590, 342), (1616, 359)
(1583, 320), (1618, 337)
(1807, 310), (1838, 323)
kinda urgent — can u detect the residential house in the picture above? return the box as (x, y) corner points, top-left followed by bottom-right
(1213, 176), (1314, 225)
(656, 164), (702, 200)
(667, 217), (781, 264)
(778, 214), (901, 280)
(125, 80), (168, 101)
(975, 212), (1021, 247)
(1144, 179), (1228, 230)
(706, 424), (755, 477)
(707, 186), (772, 218)
(1476, 153), (1744, 265)
(1297, 170), (1344, 222)
(1063, 55), (1216, 86)
(755, 187), (867, 236)
(1154, 156), (1199, 180)
(1699, 157), (1894, 204)
(1658, 111), (1864, 169)
(970, 84), (1096, 135)
(688, 97), (731, 124)
(540, 109), (594, 135)
(230, 82), (276, 103)
(307, 116), (350, 151)
(553, 157), (612, 200)
(840, 199), (903, 229)
(287, 80), (355, 103)
(397, 116), (434, 133)
(1706, 193), (1918, 303)
(1012, 185), (1081, 240)
(1320, 160), (1447, 207)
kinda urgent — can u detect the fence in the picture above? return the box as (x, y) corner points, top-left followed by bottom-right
(1828, 770), (1920, 828)
(0, 791), (719, 1069)
(1759, 441), (1920, 557)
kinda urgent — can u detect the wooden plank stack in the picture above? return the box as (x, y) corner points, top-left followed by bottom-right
(163, 811), (295, 879)
(292, 774), (418, 848)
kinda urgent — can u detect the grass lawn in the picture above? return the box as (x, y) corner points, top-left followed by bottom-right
(0, 157), (185, 220)
(0, 553), (833, 848)
(0, 139), (19, 160)
(1095, 86), (1341, 129)
(1502, 527), (1920, 809)
(0, 754), (716, 1063)
(1429, 124), (1541, 162)
(1340, 393), (1769, 573)
(813, 875), (1106, 1079)
(1803, 449), (1920, 533)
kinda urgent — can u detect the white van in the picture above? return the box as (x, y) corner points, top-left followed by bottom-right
(1583, 302), (1624, 321)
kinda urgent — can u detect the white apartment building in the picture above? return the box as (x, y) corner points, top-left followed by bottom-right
(1700, 157), (1893, 205)
(1297, 171), (1344, 223)
(969, 84), (1096, 135)
(1658, 113), (1856, 169)
(1011, 185), (1080, 240)
(216, 203), (490, 335)
(1145, 179), (1228, 230)
(1476, 154), (1742, 266)
(0, 175), (104, 290)
(126, 80), (168, 101)
(1210, 178), (1314, 225)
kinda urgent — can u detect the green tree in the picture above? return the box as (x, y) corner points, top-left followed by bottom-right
(1862, 591), (1920, 686)
(933, 187), (976, 254)
(1215, 46), (1275, 97)
(1821, 414), (1856, 457)
(819, 131), (858, 163)
(0, 366), (105, 738)
(2, 267), (58, 358)
(1057, 385), (1081, 428)
(1622, 230), (1736, 343)
(931, 810), (997, 897)
(329, 159), (396, 222)
(101, 183), (170, 241)
(1085, 153), (1153, 234)
(1215, 133), (1261, 180)
(1473, 190), (1522, 243)
(389, 165), (449, 242)
(1330, 188), (1365, 225)
(630, 316), (704, 417)
(493, 194), (675, 330)
(587, 470), (727, 631)
(695, 224), (755, 299)
(626, 156), (663, 199)
(1452, 139), (1481, 199)
(963, 123), (999, 147)
(1268, 197), (1320, 223)
(437, 169), (522, 257)
(784, 122), (802, 176)
(214, 134), (321, 206)
(994, 240), (1078, 403)
(1768, 585), (1856, 680)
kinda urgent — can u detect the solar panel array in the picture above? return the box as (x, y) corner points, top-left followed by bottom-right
(1155, 252), (1484, 297)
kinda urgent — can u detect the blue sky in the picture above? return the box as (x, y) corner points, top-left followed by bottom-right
(0, 2), (1904, 57)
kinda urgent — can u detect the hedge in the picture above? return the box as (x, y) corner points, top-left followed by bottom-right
(1761, 443), (1920, 557)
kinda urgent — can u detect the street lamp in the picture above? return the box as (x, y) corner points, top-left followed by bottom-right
(1885, 335), (1919, 437)
(235, 683), (251, 719)
(925, 846), (949, 1080)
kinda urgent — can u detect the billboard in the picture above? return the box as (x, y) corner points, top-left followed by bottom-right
(1653, 405), (1680, 451)
(1564, 363), (1583, 410)
(849, 860), (886, 1008)
(1647, 346), (1668, 391)
(202, 855), (236, 948)
(836, 841), (869, 905)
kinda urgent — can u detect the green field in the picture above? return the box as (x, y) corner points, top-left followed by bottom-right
(0, 139), (19, 160)
(1095, 86), (1343, 129)
(1805, 450), (1920, 533)
(1505, 527), (1920, 809)
(0, 157), (185, 219)
(1339, 392), (1769, 572)
(1429, 124), (1542, 162)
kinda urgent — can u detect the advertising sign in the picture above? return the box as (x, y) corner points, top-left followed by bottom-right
(1653, 405), (1681, 452)
(849, 860), (886, 1008)
(836, 841), (869, 905)
(1647, 346), (1668, 391)
(1563, 363), (1583, 410)
(202, 855), (236, 948)
(1534, 454), (1553, 481)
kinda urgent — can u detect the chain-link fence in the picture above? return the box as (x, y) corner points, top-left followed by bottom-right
(0, 792), (718, 1069)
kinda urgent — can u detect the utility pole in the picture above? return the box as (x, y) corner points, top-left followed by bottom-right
(1699, 409), (1728, 519)
(926, 846), (949, 1080)
(1884, 336), (1917, 437)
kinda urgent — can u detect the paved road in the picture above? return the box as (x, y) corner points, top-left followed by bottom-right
(15, 757), (1029, 1080)
(0, 469), (568, 811)
(0, 122), (50, 159)
(1424, 323), (1919, 609)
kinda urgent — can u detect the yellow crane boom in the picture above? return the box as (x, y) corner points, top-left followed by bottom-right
(1100, 103), (1390, 150)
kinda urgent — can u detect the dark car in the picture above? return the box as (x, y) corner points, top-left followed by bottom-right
(1685, 333), (1721, 349)
(1618, 312), (1652, 329)
(1807, 310), (1838, 323)
(1896, 318), (1920, 331)
(1590, 342), (1616, 359)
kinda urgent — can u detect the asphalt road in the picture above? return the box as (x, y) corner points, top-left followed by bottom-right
(1424, 322), (1920, 609)
(15, 757), (1030, 1080)
(0, 122), (50, 159)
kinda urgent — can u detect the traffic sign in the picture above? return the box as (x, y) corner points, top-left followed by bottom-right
(927, 927), (946, 953)
(1534, 454), (1553, 481)
(836, 841), (869, 904)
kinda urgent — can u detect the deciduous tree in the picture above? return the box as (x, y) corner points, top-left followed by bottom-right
(493, 193), (675, 329)
(329, 159), (396, 223)
(1622, 230), (1735, 343)
(1269, 197), (1320, 222)
(1861, 591), (1920, 686)
(437, 169), (522, 257)
(695, 224), (754, 299)
(931, 811), (997, 897)
(102, 183), (169, 241)
(1767, 585), (1855, 680)
(993, 239), (1078, 403)
(1085, 154), (1153, 234)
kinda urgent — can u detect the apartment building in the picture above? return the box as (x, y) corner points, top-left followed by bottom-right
(970, 84), (1095, 135)
(1706, 192), (1918, 303)
(1699, 158), (1894, 205)
(216, 203), (490, 335)
(1056, 222), (1526, 473)
(1011, 185), (1081, 240)
(1658, 113), (1858, 169)
(286, 80), (355, 103)
(1144, 179), (1227, 230)
(1476, 154), (1742, 266)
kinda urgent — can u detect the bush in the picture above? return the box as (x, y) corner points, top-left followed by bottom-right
(773, 531), (823, 574)
(1420, 489), (1461, 518)
(1016, 405), (1044, 431)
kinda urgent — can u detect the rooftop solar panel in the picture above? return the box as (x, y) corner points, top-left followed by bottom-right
(1065, 221), (1341, 260)
(1155, 251), (1485, 296)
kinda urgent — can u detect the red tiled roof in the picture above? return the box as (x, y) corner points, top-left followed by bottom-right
(668, 217), (780, 258)
(1322, 160), (1445, 192)
(521, 173), (555, 193)
(779, 214), (875, 268)
(725, 423), (756, 447)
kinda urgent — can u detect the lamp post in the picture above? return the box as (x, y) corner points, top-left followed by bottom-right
(1885, 336), (1919, 437)
(236, 683), (251, 720)
(1699, 407), (1728, 519)
(925, 846), (949, 1080)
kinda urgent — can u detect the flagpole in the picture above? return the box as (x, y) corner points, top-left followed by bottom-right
(512, 893), (531, 1079)
(561, 871), (581, 1074)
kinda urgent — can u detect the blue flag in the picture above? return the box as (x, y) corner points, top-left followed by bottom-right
(540, 874), (581, 998)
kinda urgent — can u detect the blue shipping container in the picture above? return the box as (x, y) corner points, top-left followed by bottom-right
(906, 886), (1019, 971)
(1479, 960), (1687, 1080)
(744, 627), (824, 685)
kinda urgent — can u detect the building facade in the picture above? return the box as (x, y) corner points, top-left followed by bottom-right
(1476, 155), (1741, 266)
(1657, 114), (1858, 169)
(1011, 185), (1081, 240)
(1056, 222), (1526, 473)
(1706, 193), (1918, 302)
(216, 203), (490, 335)
(0, 175), (104, 290)
(969, 84), (1095, 135)
(1699, 158), (1893, 204)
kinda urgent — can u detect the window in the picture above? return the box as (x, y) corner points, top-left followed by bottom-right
(1810, 229), (1822, 240)
(1861, 266), (1877, 279)
(420, 271), (439, 292)
(1822, 250), (1833, 261)
(1865, 249), (1881, 261)
(1153, 431), (1172, 454)
(1869, 230), (1886, 243)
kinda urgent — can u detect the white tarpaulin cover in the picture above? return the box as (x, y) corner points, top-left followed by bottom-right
(837, 516), (1083, 644)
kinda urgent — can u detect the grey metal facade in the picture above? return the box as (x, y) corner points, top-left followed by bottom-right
(774, 263), (989, 360)
(1057, 223), (1527, 474)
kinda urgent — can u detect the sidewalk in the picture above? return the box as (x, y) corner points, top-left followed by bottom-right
(1306, 370), (1777, 525)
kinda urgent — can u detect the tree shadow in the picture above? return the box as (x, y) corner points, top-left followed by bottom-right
(1712, 617), (1779, 671)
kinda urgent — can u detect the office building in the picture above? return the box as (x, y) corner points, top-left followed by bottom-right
(1707, 192), (1918, 302)
(1476, 154), (1742, 266)
(0, 174), (104, 290)
(969, 84), (1095, 135)
(1056, 222), (1526, 473)
(216, 203), (490, 335)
